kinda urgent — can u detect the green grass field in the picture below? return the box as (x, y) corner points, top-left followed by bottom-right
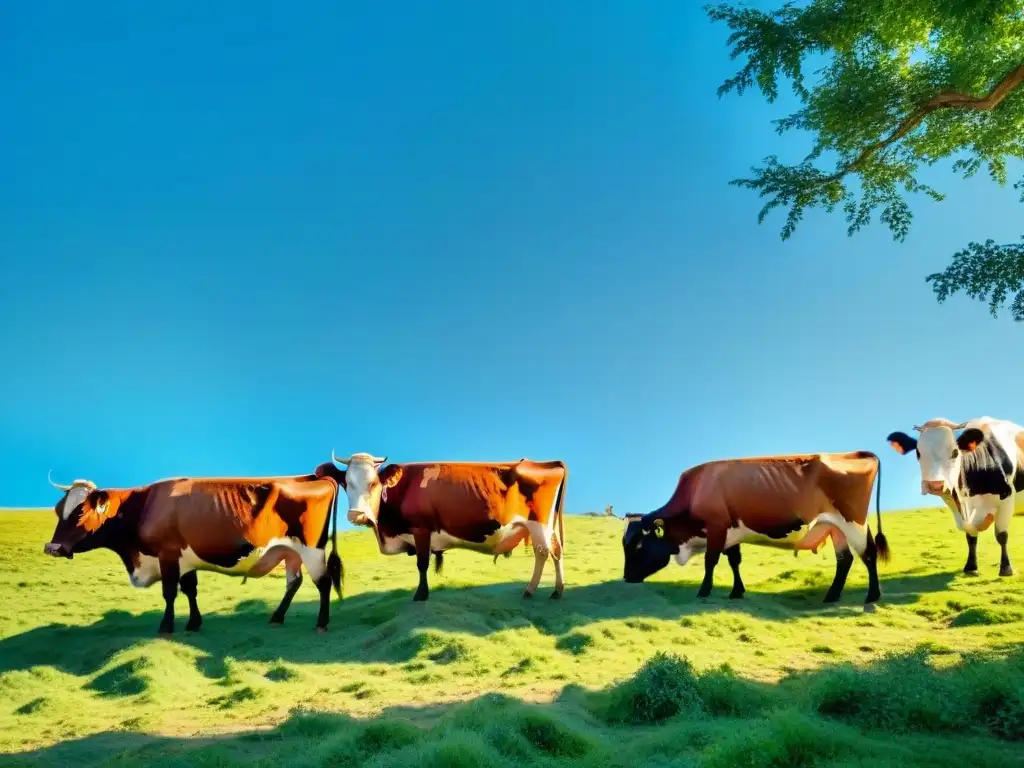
(1, 507), (1022, 767)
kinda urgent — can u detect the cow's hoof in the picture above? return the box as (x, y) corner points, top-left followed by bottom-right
(963, 566), (979, 576)
(696, 589), (711, 600)
(158, 624), (174, 635)
(549, 590), (563, 600)
(822, 593), (840, 604)
(315, 626), (328, 634)
(999, 566), (1015, 577)
(268, 617), (284, 627)
(728, 590), (745, 600)
(412, 592), (428, 602)
(522, 590), (534, 600)
(185, 619), (202, 632)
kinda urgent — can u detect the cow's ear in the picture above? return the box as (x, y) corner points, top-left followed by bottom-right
(957, 428), (985, 453)
(379, 464), (403, 489)
(886, 431), (917, 456)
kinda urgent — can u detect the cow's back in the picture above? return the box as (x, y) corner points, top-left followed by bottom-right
(397, 463), (525, 529)
(139, 476), (337, 552)
(699, 459), (818, 526)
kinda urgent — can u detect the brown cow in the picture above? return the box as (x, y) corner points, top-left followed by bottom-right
(316, 452), (567, 601)
(621, 451), (890, 604)
(43, 469), (343, 634)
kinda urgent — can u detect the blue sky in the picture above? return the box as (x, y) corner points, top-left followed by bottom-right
(2, 2), (1022, 521)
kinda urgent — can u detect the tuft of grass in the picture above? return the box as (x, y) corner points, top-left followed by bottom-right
(803, 646), (1024, 739)
(949, 606), (1024, 627)
(554, 631), (593, 656)
(595, 651), (706, 724)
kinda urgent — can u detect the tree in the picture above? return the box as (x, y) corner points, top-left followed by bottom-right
(705, 1), (1024, 319)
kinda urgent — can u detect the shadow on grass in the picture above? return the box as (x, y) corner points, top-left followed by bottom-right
(5, 643), (1023, 768)
(0, 569), (958, 675)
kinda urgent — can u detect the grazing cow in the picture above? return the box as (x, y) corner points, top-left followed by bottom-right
(43, 469), (343, 634)
(316, 452), (567, 601)
(621, 451), (889, 604)
(887, 416), (1021, 577)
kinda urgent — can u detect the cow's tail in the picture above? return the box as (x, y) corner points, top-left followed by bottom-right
(553, 462), (567, 561)
(326, 479), (344, 598)
(873, 453), (891, 563)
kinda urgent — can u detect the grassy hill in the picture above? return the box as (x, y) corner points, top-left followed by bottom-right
(1, 508), (1021, 767)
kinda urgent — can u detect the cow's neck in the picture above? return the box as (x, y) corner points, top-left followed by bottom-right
(81, 490), (148, 554)
(648, 468), (699, 520)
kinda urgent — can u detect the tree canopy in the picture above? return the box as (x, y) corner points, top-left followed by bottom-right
(705, 1), (1024, 319)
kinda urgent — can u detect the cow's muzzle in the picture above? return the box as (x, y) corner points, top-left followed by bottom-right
(43, 542), (72, 559)
(922, 480), (946, 495)
(623, 569), (646, 584)
(347, 510), (370, 526)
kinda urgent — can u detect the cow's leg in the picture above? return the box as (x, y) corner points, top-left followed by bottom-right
(550, 534), (565, 600)
(823, 546), (854, 604)
(964, 533), (979, 575)
(860, 529), (881, 604)
(725, 544), (744, 599)
(994, 497), (1015, 577)
(803, 512), (879, 604)
(180, 571), (202, 632)
(158, 559), (181, 634)
(697, 527), (726, 599)
(523, 521), (551, 599)
(314, 564), (332, 632)
(275, 543), (332, 632)
(269, 553), (304, 626)
(412, 529), (431, 602)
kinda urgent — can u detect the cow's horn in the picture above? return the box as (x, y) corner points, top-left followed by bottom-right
(47, 470), (73, 491)
(372, 455), (387, 464)
(331, 449), (351, 466)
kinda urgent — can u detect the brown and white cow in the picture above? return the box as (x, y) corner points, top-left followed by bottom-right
(621, 451), (890, 604)
(43, 468), (343, 634)
(317, 452), (567, 601)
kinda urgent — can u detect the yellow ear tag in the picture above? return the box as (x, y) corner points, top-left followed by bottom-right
(654, 520), (664, 538)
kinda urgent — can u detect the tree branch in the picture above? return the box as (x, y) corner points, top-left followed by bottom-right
(825, 64), (1024, 183)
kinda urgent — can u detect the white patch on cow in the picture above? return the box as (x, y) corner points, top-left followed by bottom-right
(958, 494), (1006, 535)
(61, 486), (91, 520)
(673, 522), (755, 566)
(127, 539), (328, 588)
(180, 539), (328, 583)
(994, 495), (1016, 534)
(342, 454), (386, 525)
(129, 554), (162, 588)
(420, 466), (440, 488)
(809, 511), (868, 555)
(379, 518), (534, 557)
(914, 423), (965, 495)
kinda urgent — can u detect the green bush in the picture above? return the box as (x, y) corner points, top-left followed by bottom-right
(599, 651), (706, 725)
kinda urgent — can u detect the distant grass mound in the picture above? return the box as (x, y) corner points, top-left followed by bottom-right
(1, 507), (1021, 766)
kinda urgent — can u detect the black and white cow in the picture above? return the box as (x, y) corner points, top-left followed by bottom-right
(886, 416), (1021, 577)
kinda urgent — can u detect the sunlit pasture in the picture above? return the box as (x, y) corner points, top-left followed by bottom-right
(1, 508), (1021, 767)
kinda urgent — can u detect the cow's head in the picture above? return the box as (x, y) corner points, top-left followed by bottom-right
(886, 419), (986, 498)
(330, 451), (390, 526)
(622, 513), (679, 583)
(43, 473), (123, 558)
